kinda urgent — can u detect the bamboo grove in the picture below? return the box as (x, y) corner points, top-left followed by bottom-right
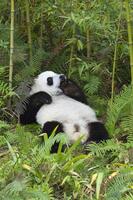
(0, 0), (133, 199)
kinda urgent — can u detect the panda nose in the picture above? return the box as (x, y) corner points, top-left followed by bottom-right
(59, 75), (66, 82)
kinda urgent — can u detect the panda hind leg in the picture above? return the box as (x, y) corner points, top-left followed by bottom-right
(87, 122), (109, 143)
(42, 121), (65, 153)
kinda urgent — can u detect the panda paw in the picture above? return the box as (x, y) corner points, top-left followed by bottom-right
(31, 91), (52, 107)
(44, 96), (52, 104)
(37, 92), (52, 105)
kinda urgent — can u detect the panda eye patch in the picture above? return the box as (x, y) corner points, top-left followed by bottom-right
(47, 77), (53, 86)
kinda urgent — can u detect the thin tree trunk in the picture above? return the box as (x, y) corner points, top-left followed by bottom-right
(9, 0), (15, 89)
(25, 0), (32, 66)
(125, 0), (133, 85)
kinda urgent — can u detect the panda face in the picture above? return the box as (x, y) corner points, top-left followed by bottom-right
(30, 71), (66, 96)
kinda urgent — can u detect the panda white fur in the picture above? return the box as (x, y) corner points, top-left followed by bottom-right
(36, 95), (97, 143)
(20, 71), (109, 152)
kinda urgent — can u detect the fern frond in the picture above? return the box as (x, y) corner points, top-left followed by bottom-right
(84, 76), (100, 95)
(40, 132), (68, 156)
(0, 120), (10, 130)
(0, 66), (8, 79)
(106, 86), (133, 135)
(120, 114), (133, 135)
(28, 184), (54, 200)
(0, 80), (16, 108)
(0, 177), (29, 200)
(14, 49), (46, 83)
(105, 174), (133, 200)
(86, 139), (120, 157)
(0, 81), (11, 95)
(122, 193), (133, 200)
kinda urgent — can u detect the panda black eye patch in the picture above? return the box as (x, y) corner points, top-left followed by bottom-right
(47, 77), (53, 86)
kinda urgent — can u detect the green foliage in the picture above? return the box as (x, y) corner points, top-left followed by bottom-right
(106, 85), (133, 136)
(87, 139), (121, 157)
(0, 0), (133, 199)
(120, 114), (133, 135)
(0, 122), (133, 199)
(0, 67), (16, 119)
(105, 173), (133, 200)
(0, 0), (130, 91)
(0, 80), (15, 107)
(122, 193), (133, 200)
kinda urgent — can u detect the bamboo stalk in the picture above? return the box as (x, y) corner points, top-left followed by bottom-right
(9, 0), (15, 89)
(125, 0), (133, 85)
(87, 29), (91, 59)
(68, 24), (75, 78)
(111, 34), (119, 105)
(68, 0), (77, 78)
(111, 5), (122, 105)
(86, 1), (91, 60)
(40, 1), (43, 49)
(25, 0), (32, 66)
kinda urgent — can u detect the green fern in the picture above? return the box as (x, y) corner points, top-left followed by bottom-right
(14, 49), (46, 83)
(105, 174), (133, 200)
(106, 85), (133, 136)
(0, 80), (16, 111)
(86, 139), (121, 157)
(84, 75), (100, 95)
(0, 178), (54, 200)
(120, 114), (133, 135)
(121, 193), (133, 200)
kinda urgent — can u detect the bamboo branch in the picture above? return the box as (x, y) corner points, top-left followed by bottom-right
(9, 0), (15, 89)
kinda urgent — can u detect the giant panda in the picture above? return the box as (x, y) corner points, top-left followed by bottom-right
(20, 71), (87, 124)
(20, 71), (109, 152)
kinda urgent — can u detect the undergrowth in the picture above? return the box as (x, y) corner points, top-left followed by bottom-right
(0, 76), (133, 199)
(0, 120), (133, 200)
(0, 1), (133, 199)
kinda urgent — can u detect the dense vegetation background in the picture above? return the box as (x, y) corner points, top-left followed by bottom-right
(0, 0), (133, 199)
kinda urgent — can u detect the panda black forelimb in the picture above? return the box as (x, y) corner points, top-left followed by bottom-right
(20, 91), (52, 125)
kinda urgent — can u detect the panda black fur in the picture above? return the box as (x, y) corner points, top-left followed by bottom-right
(20, 71), (109, 152)
(60, 79), (87, 104)
(19, 92), (52, 124)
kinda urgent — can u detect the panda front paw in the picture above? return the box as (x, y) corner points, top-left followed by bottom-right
(44, 95), (52, 104)
(37, 92), (52, 105)
(31, 91), (52, 107)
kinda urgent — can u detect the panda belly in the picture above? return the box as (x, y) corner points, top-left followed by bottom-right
(36, 95), (97, 143)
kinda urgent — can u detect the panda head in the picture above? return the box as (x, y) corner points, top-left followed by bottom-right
(30, 71), (66, 96)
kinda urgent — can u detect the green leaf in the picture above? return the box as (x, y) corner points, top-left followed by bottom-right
(5, 139), (17, 163)
(96, 172), (104, 199)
